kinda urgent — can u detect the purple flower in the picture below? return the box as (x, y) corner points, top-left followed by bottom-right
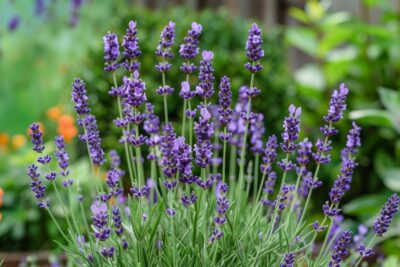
(181, 192), (198, 207)
(122, 21), (141, 72)
(180, 22), (202, 74)
(29, 123), (45, 153)
(112, 206), (123, 236)
(179, 81), (196, 100)
(312, 138), (332, 165)
(35, 0), (45, 16)
(8, 16), (20, 32)
(91, 201), (111, 241)
(155, 21), (175, 73)
(250, 113), (265, 154)
(217, 76), (233, 127)
(327, 123), (361, 206)
(280, 253), (295, 267)
(37, 155), (52, 165)
(194, 108), (214, 168)
(100, 247), (115, 258)
(69, 0), (83, 27)
(160, 122), (178, 181)
(124, 71), (147, 108)
(358, 245), (374, 259)
(106, 169), (123, 197)
(55, 136), (70, 177)
(166, 208), (176, 217)
(80, 115), (105, 166)
(280, 104), (301, 153)
(173, 137), (194, 184)
(329, 230), (352, 267)
(62, 179), (74, 187)
(45, 172), (57, 181)
(373, 193), (399, 236)
(27, 164), (49, 209)
(244, 23), (264, 73)
(71, 78), (90, 116)
(260, 135), (278, 174)
(103, 32), (120, 72)
(209, 228), (224, 243)
(109, 150), (121, 169)
(341, 122), (361, 160)
(130, 185), (150, 198)
(195, 51), (215, 101)
(321, 83), (349, 137)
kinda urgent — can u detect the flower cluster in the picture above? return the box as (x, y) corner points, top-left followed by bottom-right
(25, 20), (400, 267)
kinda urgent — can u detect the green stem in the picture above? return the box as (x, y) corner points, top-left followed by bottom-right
(267, 153), (290, 238)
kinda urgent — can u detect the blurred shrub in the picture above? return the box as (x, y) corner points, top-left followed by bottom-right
(286, 0), (400, 256)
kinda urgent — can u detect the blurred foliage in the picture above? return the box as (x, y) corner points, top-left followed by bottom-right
(287, 0), (400, 257)
(1, 0), (400, 258)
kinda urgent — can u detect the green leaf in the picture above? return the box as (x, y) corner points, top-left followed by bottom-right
(379, 87), (400, 114)
(286, 28), (318, 57)
(349, 109), (394, 128)
(343, 194), (389, 216)
(289, 7), (310, 24)
(381, 168), (400, 191)
(294, 64), (325, 90)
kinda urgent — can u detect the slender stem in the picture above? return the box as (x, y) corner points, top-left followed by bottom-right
(46, 208), (69, 242)
(253, 154), (260, 198)
(163, 95), (169, 124)
(188, 101), (193, 147)
(52, 182), (73, 232)
(182, 100), (187, 137)
(68, 186), (81, 234)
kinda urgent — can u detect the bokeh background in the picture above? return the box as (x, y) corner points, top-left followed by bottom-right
(1, 0), (399, 266)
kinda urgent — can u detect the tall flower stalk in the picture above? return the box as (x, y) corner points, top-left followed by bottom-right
(25, 21), (400, 267)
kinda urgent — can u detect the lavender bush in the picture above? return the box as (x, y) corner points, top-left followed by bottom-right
(27, 21), (399, 266)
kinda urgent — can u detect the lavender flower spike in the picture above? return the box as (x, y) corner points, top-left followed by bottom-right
(321, 83), (349, 137)
(280, 253), (295, 267)
(196, 51), (215, 101)
(194, 108), (214, 168)
(122, 20), (141, 72)
(217, 76), (233, 128)
(80, 115), (105, 166)
(27, 164), (49, 209)
(29, 123), (45, 153)
(245, 23), (264, 73)
(55, 136), (70, 177)
(180, 22), (202, 74)
(329, 230), (352, 267)
(103, 32), (120, 72)
(91, 201), (111, 241)
(71, 78), (90, 116)
(281, 104), (301, 153)
(373, 193), (399, 236)
(155, 21), (175, 72)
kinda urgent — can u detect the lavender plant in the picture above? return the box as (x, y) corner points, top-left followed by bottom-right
(27, 21), (399, 266)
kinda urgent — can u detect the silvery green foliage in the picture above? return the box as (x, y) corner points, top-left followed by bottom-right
(27, 21), (399, 267)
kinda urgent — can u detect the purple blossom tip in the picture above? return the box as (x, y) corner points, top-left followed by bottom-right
(202, 50), (214, 61)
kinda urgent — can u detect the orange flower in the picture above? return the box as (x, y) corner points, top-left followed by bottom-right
(0, 187), (3, 208)
(58, 115), (75, 127)
(12, 134), (27, 150)
(47, 106), (63, 121)
(0, 133), (9, 148)
(57, 115), (77, 143)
